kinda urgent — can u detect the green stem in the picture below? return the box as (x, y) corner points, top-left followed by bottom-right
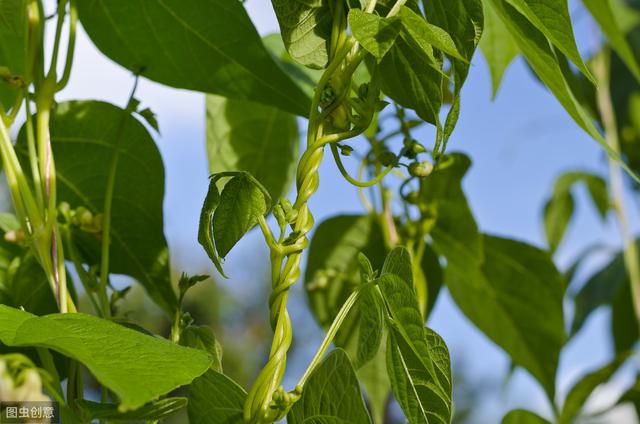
(56, 0), (77, 91)
(594, 50), (640, 325)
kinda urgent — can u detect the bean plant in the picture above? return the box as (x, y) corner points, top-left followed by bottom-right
(0, 0), (639, 423)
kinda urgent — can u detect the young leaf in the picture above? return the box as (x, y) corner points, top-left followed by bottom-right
(0, 0), (27, 111)
(381, 246), (414, 287)
(399, 7), (466, 62)
(288, 349), (372, 424)
(348, 10), (402, 61)
(502, 410), (551, 424)
(75, 398), (187, 422)
(180, 325), (223, 373)
(270, 0), (332, 69)
(422, 0), (484, 146)
(356, 284), (385, 368)
(486, 0), (639, 182)
(559, 352), (632, 424)
(188, 369), (246, 424)
(206, 95), (299, 201)
(17, 100), (177, 315)
(480, 0), (520, 97)
(212, 174), (269, 258)
(198, 177), (226, 277)
(582, 0), (640, 81)
(443, 235), (565, 399)
(379, 274), (452, 423)
(77, 0), (310, 116)
(0, 305), (211, 411)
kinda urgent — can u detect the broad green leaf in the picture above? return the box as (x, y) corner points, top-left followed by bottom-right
(379, 36), (444, 126)
(6, 253), (57, 316)
(188, 369), (246, 424)
(288, 349), (372, 424)
(480, 0), (520, 97)
(503, 0), (593, 82)
(582, 0), (640, 81)
(423, 0), (483, 147)
(213, 174), (269, 258)
(0, 305), (211, 411)
(0, 0), (27, 110)
(379, 274), (452, 424)
(570, 243), (639, 338)
(305, 215), (385, 341)
(559, 353), (631, 424)
(76, 398), (187, 422)
(348, 9), (402, 61)
(205, 94), (299, 201)
(271, 0), (332, 69)
(502, 409), (551, 424)
(180, 325), (223, 373)
(77, 0), (310, 116)
(487, 0), (640, 183)
(17, 101), (177, 315)
(422, 153), (483, 267)
(421, 244), (444, 316)
(444, 235), (565, 399)
(543, 171), (609, 253)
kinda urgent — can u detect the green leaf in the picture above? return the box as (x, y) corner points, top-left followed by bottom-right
(423, 153), (483, 268)
(77, 0), (310, 116)
(270, 0), (332, 69)
(582, 0), (640, 81)
(205, 94), (299, 201)
(559, 352), (632, 424)
(357, 338), (390, 424)
(288, 349), (372, 424)
(611, 283), (639, 353)
(487, 0), (640, 183)
(423, 0), (483, 146)
(0, 0), (27, 111)
(543, 171), (609, 253)
(198, 177), (225, 277)
(305, 215), (385, 339)
(421, 243), (444, 316)
(443, 235), (565, 399)
(502, 409), (551, 424)
(213, 174), (269, 258)
(379, 274), (452, 424)
(379, 36), (444, 126)
(76, 398), (187, 422)
(570, 243), (639, 338)
(348, 9), (403, 61)
(17, 100), (177, 315)
(381, 246), (414, 287)
(480, 0), (520, 97)
(188, 369), (246, 424)
(399, 7), (466, 62)
(6, 253), (57, 316)
(356, 284), (385, 368)
(503, 0), (593, 82)
(0, 305), (211, 411)
(180, 325), (223, 373)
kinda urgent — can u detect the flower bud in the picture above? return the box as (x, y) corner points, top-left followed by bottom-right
(378, 151), (397, 167)
(408, 161), (433, 178)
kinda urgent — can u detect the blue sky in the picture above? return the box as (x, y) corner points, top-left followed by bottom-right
(43, 0), (640, 421)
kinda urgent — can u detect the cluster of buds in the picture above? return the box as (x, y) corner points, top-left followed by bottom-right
(58, 203), (103, 234)
(0, 355), (50, 402)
